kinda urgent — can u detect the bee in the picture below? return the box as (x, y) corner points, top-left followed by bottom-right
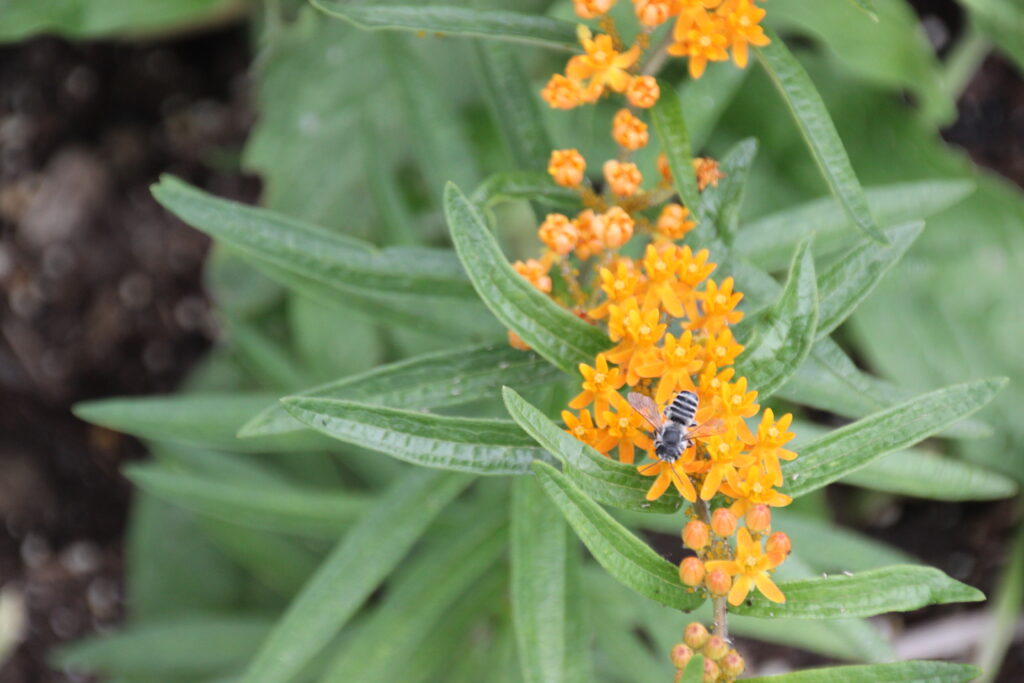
(628, 390), (725, 475)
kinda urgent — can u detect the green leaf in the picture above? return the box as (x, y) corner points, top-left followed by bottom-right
(471, 171), (580, 211)
(734, 240), (818, 400)
(224, 313), (312, 391)
(845, 0), (878, 21)
(152, 175), (474, 300)
(755, 28), (888, 245)
(842, 449), (1018, 501)
(53, 616), (272, 678)
(362, 118), (421, 246)
(651, 81), (703, 216)
(474, 41), (553, 172)
(502, 387), (679, 514)
(738, 180), (974, 272)
(531, 461), (702, 611)
(744, 660), (981, 682)
(321, 507), (507, 682)
(732, 564), (983, 619)
(680, 60), (751, 150)
(241, 344), (561, 439)
(241, 469), (472, 683)
(73, 393), (334, 453)
(445, 182), (610, 373)
(124, 464), (369, 539)
(783, 378), (1007, 497)
(511, 476), (588, 683)
(815, 221), (923, 338)
(699, 138), (758, 245)
(283, 397), (550, 475)
(311, 2), (579, 51)
(976, 522), (1024, 683)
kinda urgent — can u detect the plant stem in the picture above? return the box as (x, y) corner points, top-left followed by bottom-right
(694, 498), (729, 640)
(641, 30), (674, 76)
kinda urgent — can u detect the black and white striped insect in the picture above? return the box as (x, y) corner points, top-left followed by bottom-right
(628, 390), (724, 465)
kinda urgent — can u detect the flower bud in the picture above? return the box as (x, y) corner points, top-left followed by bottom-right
(626, 75), (660, 108)
(721, 650), (745, 677)
(669, 643), (694, 669)
(656, 203), (696, 241)
(507, 330), (530, 351)
(512, 259), (552, 293)
(678, 556), (705, 587)
(657, 152), (672, 182)
(683, 622), (709, 649)
(766, 531), (792, 565)
(573, 0), (614, 19)
(603, 160), (642, 197)
(634, 0), (675, 27)
(703, 634), (729, 661)
(693, 157), (725, 191)
(548, 148), (586, 188)
(711, 508), (738, 537)
(702, 657), (721, 683)
(538, 213), (579, 255)
(746, 504), (771, 534)
(612, 109), (649, 151)
(682, 519), (710, 550)
(541, 74), (581, 110)
(596, 206), (635, 248)
(705, 568), (731, 597)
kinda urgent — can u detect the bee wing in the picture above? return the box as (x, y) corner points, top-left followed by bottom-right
(684, 418), (727, 441)
(627, 392), (664, 430)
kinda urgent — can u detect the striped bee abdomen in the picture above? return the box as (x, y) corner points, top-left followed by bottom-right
(666, 390), (698, 426)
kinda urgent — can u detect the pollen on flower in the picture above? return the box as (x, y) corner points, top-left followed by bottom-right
(626, 74), (660, 108)
(603, 159), (643, 197)
(612, 108), (649, 150)
(548, 148), (586, 187)
(538, 213), (579, 255)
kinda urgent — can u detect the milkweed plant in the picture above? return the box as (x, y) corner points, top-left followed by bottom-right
(58, 1), (1020, 682)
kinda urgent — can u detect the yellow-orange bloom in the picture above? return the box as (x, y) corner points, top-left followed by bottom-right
(562, 409), (613, 452)
(626, 74), (660, 108)
(513, 258), (552, 293)
(701, 328), (743, 368)
(574, 0), (616, 19)
(602, 405), (654, 464)
(612, 108), (649, 150)
(655, 203), (696, 241)
(573, 209), (606, 261)
(693, 156), (725, 190)
(590, 259), (643, 319)
(750, 408), (797, 486)
(607, 299), (666, 383)
(603, 159), (643, 197)
(669, 9), (729, 78)
(568, 27), (641, 99)
(695, 431), (753, 500)
(541, 73), (582, 109)
(676, 246), (716, 288)
(548, 148), (586, 187)
(595, 206), (635, 248)
(724, 464), (793, 511)
(639, 458), (697, 501)
(642, 243), (688, 317)
(705, 527), (786, 606)
(538, 213), (579, 255)
(691, 276), (744, 333)
(715, 376), (758, 423)
(636, 332), (702, 405)
(569, 353), (628, 425)
(721, 0), (769, 68)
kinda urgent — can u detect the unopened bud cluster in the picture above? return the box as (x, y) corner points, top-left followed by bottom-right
(670, 622), (746, 682)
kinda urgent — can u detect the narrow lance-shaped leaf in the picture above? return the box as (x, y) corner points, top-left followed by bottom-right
(362, 118), (420, 246)
(784, 378), (1006, 497)
(152, 176), (475, 299)
(503, 387), (680, 514)
(755, 28), (888, 245)
(241, 469), (472, 683)
(283, 397), (551, 475)
(470, 171), (580, 212)
(734, 239), (818, 400)
(731, 564), (983, 619)
(697, 138), (758, 245)
(239, 344), (562, 439)
(745, 660), (980, 683)
(445, 182), (610, 373)
(531, 461), (703, 611)
(843, 448), (1018, 501)
(311, 2), (580, 51)
(651, 81), (703, 217)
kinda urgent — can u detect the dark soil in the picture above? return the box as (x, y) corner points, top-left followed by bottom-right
(0, 9), (1021, 683)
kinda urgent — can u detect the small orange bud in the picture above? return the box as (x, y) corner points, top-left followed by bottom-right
(634, 0), (676, 27)
(573, 209), (605, 261)
(683, 622), (709, 649)
(705, 568), (731, 597)
(512, 258), (552, 293)
(678, 556), (705, 587)
(611, 109), (649, 151)
(711, 508), (738, 537)
(538, 213), (579, 255)
(657, 152), (672, 182)
(682, 520), (710, 550)
(541, 74), (581, 110)
(595, 206), (634, 248)
(721, 650), (745, 677)
(508, 330), (530, 351)
(693, 157), (725, 191)
(656, 203), (696, 240)
(746, 504), (771, 534)
(603, 160), (642, 197)
(548, 148), (586, 188)
(626, 74), (660, 108)
(703, 634), (729, 661)
(669, 643), (694, 669)
(766, 531), (792, 565)
(702, 657), (721, 683)
(573, 0), (615, 19)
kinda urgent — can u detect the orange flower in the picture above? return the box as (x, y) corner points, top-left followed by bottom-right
(636, 332), (702, 405)
(590, 260), (644, 319)
(568, 27), (642, 99)
(603, 159), (643, 197)
(721, 0), (769, 68)
(606, 299), (666, 384)
(626, 74), (660, 108)
(693, 430), (753, 500)
(538, 213), (579, 255)
(657, 152), (672, 182)
(691, 276), (744, 333)
(697, 363), (735, 404)
(750, 408), (797, 486)
(693, 156), (725, 190)
(569, 353), (628, 425)
(562, 409), (614, 452)
(573, 209), (606, 261)
(595, 206), (635, 248)
(548, 148), (586, 187)
(508, 330), (530, 351)
(602, 405), (654, 463)
(701, 328), (744, 368)
(574, 0), (616, 19)
(676, 246), (716, 288)
(669, 9), (729, 78)
(723, 464), (793, 512)
(634, 0), (678, 26)
(513, 258), (552, 293)
(612, 108), (649, 150)
(704, 528), (786, 606)
(638, 458), (697, 501)
(541, 73), (582, 109)
(655, 203), (696, 241)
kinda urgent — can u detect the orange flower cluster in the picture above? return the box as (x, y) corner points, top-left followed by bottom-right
(543, 0), (768, 111)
